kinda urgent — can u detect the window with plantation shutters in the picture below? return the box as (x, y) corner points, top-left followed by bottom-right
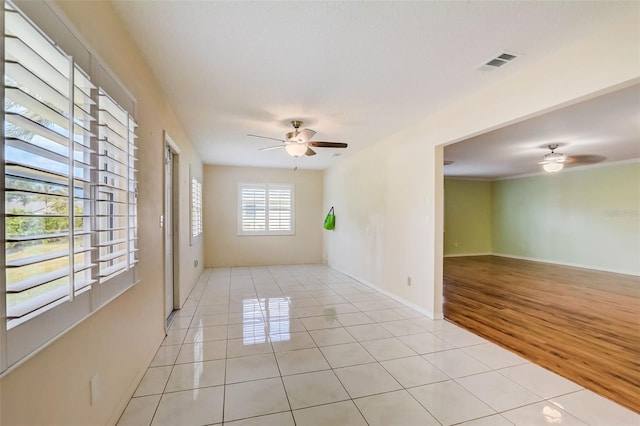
(191, 176), (202, 240)
(97, 90), (138, 280)
(4, 2), (96, 325)
(238, 184), (294, 236)
(268, 186), (292, 232)
(1, 0), (139, 371)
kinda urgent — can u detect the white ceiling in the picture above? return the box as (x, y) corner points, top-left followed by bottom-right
(444, 84), (640, 179)
(112, 1), (638, 171)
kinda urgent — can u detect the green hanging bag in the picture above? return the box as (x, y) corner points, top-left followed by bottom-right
(323, 207), (336, 230)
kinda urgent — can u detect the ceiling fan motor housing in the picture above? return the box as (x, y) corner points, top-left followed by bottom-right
(544, 152), (566, 163)
(286, 131), (305, 143)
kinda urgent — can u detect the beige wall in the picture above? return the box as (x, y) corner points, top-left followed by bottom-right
(324, 13), (639, 319)
(204, 165), (324, 267)
(324, 138), (441, 318)
(0, 1), (203, 425)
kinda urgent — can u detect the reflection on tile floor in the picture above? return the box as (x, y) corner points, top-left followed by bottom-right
(117, 265), (640, 426)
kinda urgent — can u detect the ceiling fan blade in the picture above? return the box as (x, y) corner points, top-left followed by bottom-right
(565, 155), (606, 165)
(305, 147), (317, 156)
(297, 128), (316, 142)
(308, 141), (348, 148)
(258, 145), (285, 151)
(247, 134), (286, 143)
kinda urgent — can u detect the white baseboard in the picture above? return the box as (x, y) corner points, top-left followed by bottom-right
(328, 265), (444, 320)
(444, 252), (492, 258)
(491, 253), (639, 277)
(108, 333), (163, 426)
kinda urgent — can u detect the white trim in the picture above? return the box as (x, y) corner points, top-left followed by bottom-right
(108, 334), (160, 425)
(0, 0), (6, 373)
(163, 144), (177, 323)
(329, 265), (444, 320)
(444, 252), (492, 258)
(164, 131), (181, 155)
(491, 253), (639, 277)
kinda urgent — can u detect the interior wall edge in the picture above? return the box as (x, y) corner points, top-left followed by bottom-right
(329, 264), (443, 320)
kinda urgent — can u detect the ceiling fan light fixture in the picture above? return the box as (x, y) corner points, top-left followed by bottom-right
(285, 143), (308, 157)
(542, 162), (564, 173)
(541, 144), (566, 173)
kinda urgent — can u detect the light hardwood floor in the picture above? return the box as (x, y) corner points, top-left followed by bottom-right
(443, 255), (640, 413)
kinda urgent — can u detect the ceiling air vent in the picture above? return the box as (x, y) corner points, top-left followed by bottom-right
(478, 51), (519, 71)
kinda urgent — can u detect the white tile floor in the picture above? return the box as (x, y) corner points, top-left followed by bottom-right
(117, 265), (640, 426)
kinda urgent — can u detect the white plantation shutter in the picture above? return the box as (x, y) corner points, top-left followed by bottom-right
(240, 185), (266, 232)
(238, 184), (294, 235)
(191, 177), (202, 239)
(268, 186), (292, 231)
(1, 0), (139, 370)
(127, 116), (138, 268)
(4, 4), (96, 325)
(97, 90), (137, 280)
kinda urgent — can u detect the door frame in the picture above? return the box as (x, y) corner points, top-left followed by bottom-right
(164, 131), (181, 327)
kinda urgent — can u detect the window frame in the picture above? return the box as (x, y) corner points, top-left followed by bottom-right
(1, 0), (138, 372)
(190, 170), (202, 244)
(0, 3), (7, 372)
(237, 183), (295, 236)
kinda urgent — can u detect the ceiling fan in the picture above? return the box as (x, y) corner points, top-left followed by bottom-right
(248, 120), (348, 157)
(539, 144), (566, 172)
(539, 144), (606, 173)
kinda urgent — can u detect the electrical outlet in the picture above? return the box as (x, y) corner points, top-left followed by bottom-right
(407, 276), (412, 286)
(194, 259), (198, 268)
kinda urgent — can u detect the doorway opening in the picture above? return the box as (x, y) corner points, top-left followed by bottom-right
(164, 132), (181, 328)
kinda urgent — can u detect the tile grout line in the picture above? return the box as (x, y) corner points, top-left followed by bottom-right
(266, 267), (299, 426)
(146, 269), (218, 425)
(122, 265), (609, 426)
